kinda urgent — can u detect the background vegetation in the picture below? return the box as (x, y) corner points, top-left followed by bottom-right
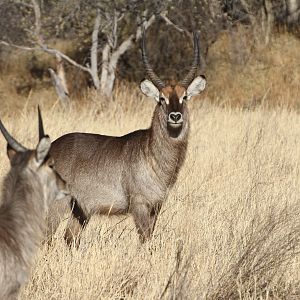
(0, 0), (300, 105)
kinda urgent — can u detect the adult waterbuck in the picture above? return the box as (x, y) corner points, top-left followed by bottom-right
(0, 111), (68, 299)
(47, 30), (206, 245)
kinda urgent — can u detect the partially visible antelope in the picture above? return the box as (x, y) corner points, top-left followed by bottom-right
(47, 30), (206, 245)
(0, 111), (68, 299)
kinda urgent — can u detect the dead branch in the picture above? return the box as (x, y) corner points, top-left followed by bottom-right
(0, 40), (36, 51)
(159, 11), (187, 34)
(48, 68), (70, 109)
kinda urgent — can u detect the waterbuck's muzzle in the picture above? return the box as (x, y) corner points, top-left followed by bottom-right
(168, 112), (183, 128)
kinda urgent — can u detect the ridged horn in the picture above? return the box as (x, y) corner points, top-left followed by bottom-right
(180, 31), (200, 88)
(141, 28), (165, 90)
(38, 105), (45, 141)
(0, 119), (27, 152)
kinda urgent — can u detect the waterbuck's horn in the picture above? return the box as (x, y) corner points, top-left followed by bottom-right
(0, 120), (27, 152)
(180, 31), (200, 88)
(141, 27), (166, 90)
(38, 105), (45, 141)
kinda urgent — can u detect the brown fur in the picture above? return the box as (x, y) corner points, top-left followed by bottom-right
(161, 85), (186, 99)
(47, 84), (191, 245)
(0, 141), (67, 299)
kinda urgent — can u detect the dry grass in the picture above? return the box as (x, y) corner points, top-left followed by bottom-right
(0, 85), (300, 299)
(205, 30), (300, 108)
(1, 31), (300, 299)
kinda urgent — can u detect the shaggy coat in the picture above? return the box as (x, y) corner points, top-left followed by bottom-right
(0, 120), (68, 299)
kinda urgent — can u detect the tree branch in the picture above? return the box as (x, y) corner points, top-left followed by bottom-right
(111, 12), (157, 66)
(40, 46), (92, 74)
(159, 11), (185, 33)
(0, 41), (36, 51)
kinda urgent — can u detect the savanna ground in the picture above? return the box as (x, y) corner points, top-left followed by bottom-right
(1, 32), (300, 299)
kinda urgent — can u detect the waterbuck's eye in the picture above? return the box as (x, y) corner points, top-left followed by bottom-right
(47, 157), (55, 169)
(183, 95), (187, 101)
(159, 97), (165, 102)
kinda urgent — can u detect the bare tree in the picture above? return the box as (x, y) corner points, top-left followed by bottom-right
(99, 8), (158, 97)
(0, 0), (162, 98)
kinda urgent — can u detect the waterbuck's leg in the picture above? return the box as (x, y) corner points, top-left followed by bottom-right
(7, 288), (20, 300)
(132, 201), (162, 243)
(6, 293), (18, 300)
(150, 203), (162, 234)
(46, 195), (72, 245)
(64, 197), (88, 248)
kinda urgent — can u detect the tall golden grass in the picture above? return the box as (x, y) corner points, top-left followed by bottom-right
(0, 32), (300, 299)
(0, 88), (299, 299)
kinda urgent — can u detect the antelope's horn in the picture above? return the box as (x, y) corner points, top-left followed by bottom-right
(38, 105), (45, 141)
(141, 27), (165, 90)
(180, 31), (200, 88)
(0, 120), (27, 152)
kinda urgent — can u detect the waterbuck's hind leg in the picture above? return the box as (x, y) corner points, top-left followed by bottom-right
(6, 284), (21, 300)
(132, 200), (162, 243)
(150, 203), (162, 235)
(46, 195), (72, 246)
(6, 292), (19, 300)
(64, 197), (88, 248)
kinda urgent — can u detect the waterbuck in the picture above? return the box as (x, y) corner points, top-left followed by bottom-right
(46, 31), (206, 245)
(0, 111), (68, 299)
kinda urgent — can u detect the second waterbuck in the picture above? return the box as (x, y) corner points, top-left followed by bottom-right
(47, 30), (206, 245)
(0, 112), (68, 299)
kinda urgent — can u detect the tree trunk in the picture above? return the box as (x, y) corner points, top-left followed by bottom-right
(262, 0), (274, 45)
(99, 14), (157, 98)
(101, 67), (116, 98)
(100, 43), (112, 97)
(287, 0), (300, 24)
(90, 9), (101, 90)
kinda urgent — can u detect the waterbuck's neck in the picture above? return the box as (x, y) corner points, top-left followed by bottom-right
(0, 168), (46, 267)
(147, 104), (189, 188)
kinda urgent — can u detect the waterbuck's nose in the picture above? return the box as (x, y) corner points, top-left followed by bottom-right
(169, 112), (183, 123)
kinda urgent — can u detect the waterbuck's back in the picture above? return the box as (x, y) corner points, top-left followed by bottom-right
(50, 130), (159, 216)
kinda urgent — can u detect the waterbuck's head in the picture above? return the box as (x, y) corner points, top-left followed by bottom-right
(0, 108), (68, 206)
(140, 30), (206, 138)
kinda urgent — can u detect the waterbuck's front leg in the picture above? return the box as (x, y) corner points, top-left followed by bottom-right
(46, 194), (73, 245)
(6, 286), (20, 300)
(131, 200), (162, 243)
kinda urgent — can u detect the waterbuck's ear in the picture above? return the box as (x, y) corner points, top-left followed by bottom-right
(36, 135), (51, 166)
(7, 144), (18, 162)
(186, 76), (206, 100)
(140, 79), (160, 102)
